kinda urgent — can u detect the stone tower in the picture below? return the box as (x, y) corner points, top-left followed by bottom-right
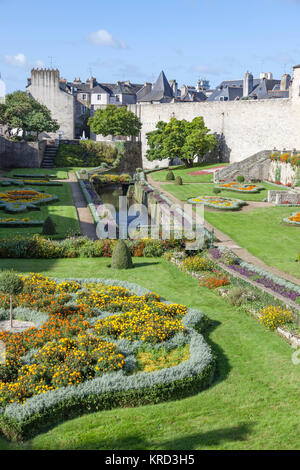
(243, 71), (253, 97)
(27, 69), (75, 139)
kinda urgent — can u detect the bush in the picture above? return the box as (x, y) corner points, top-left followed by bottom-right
(42, 217), (56, 236)
(259, 306), (293, 330)
(226, 286), (257, 306)
(55, 140), (118, 167)
(175, 176), (183, 185)
(111, 240), (133, 269)
(236, 175), (245, 183)
(213, 187), (221, 194)
(183, 256), (214, 272)
(166, 171), (175, 181)
(220, 248), (237, 266)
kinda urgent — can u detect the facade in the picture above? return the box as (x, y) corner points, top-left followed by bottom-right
(208, 71), (291, 102)
(128, 65), (300, 168)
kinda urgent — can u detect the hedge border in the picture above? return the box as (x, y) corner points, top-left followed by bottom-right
(0, 277), (215, 442)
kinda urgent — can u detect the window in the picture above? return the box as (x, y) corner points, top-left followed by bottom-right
(97, 94), (101, 101)
(82, 94), (87, 100)
(115, 95), (120, 102)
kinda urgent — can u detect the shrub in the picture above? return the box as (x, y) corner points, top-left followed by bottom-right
(259, 306), (293, 330)
(166, 171), (175, 181)
(175, 176), (183, 185)
(42, 217), (56, 236)
(236, 175), (245, 183)
(226, 286), (257, 306)
(111, 240), (133, 269)
(55, 141), (118, 167)
(183, 256), (214, 272)
(213, 187), (221, 194)
(220, 248), (237, 266)
(142, 240), (164, 258)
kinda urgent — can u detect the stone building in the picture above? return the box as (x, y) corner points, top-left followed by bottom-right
(128, 64), (300, 168)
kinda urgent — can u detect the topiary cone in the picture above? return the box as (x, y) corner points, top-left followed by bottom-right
(42, 216), (56, 235)
(111, 239), (133, 269)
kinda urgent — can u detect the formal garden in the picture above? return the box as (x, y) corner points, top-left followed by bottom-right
(0, 108), (300, 450)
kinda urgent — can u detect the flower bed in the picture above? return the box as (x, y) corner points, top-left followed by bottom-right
(0, 189), (58, 213)
(0, 217), (43, 227)
(209, 247), (300, 302)
(187, 195), (246, 211)
(217, 182), (263, 193)
(91, 174), (132, 185)
(283, 212), (300, 225)
(0, 275), (214, 441)
(1, 180), (62, 187)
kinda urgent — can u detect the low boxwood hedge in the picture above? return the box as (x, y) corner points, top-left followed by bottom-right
(0, 277), (215, 442)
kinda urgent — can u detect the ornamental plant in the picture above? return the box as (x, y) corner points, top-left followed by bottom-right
(236, 175), (245, 183)
(166, 170), (175, 181)
(42, 216), (56, 236)
(199, 271), (230, 289)
(183, 255), (214, 272)
(111, 239), (133, 269)
(259, 306), (293, 330)
(175, 176), (183, 185)
(0, 271), (24, 329)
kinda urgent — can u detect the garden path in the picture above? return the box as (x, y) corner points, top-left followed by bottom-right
(63, 172), (97, 240)
(147, 174), (300, 286)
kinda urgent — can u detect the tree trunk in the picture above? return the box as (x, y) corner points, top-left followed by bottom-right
(9, 295), (13, 329)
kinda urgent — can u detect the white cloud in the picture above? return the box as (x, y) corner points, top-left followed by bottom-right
(3, 53), (44, 69)
(4, 53), (27, 67)
(87, 29), (127, 49)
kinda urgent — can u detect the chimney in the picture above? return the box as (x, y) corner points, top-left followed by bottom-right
(169, 79), (178, 98)
(243, 71), (253, 97)
(280, 73), (291, 91)
(90, 77), (97, 89)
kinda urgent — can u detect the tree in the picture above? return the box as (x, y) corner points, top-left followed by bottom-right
(0, 271), (24, 329)
(88, 104), (142, 138)
(0, 91), (59, 139)
(146, 116), (218, 168)
(111, 240), (133, 269)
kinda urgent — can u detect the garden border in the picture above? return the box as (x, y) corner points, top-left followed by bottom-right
(0, 277), (215, 442)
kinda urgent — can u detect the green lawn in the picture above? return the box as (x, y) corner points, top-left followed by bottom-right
(150, 163), (229, 183)
(5, 168), (69, 180)
(161, 181), (287, 202)
(0, 182), (80, 239)
(160, 183), (299, 278)
(0, 258), (299, 450)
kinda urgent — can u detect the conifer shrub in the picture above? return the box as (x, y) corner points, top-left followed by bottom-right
(213, 187), (221, 194)
(166, 171), (175, 181)
(175, 176), (183, 185)
(42, 217), (56, 236)
(111, 239), (133, 269)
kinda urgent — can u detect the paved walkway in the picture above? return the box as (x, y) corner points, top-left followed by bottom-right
(65, 173), (97, 240)
(147, 174), (300, 287)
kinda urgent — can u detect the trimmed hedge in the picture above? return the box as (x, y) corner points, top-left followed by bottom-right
(0, 277), (215, 441)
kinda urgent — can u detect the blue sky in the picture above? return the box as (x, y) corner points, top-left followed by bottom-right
(1, 0), (300, 93)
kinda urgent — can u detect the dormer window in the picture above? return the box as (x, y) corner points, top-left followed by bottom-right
(82, 94), (87, 100)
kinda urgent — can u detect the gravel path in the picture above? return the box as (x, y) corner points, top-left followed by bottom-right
(0, 320), (35, 333)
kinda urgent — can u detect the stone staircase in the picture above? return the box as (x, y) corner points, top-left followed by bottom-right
(41, 144), (58, 168)
(214, 150), (272, 182)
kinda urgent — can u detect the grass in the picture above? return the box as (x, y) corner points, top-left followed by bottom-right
(0, 258), (299, 449)
(0, 182), (80, 239)
(150, 163), (229, 183)
(161, 181), (287, 202)
(5, 168), (69, 180)
(159, 183), (299, 279)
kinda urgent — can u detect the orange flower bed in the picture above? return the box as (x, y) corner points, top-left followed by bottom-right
(218, 182), (262, 193)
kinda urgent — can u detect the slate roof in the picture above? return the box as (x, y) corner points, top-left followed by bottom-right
(208, 77), (283, 101)
(137, 71), (174, 102)
(101, 82), (143, 95)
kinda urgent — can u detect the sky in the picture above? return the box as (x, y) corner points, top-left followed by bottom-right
(1, 0), (300, 93)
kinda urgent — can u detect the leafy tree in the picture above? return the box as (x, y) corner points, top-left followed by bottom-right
(0, 91), (59, 139)
(88, 104), (142, 138)
(146, 116), (217, 168)
(0, 271), (24, 329)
